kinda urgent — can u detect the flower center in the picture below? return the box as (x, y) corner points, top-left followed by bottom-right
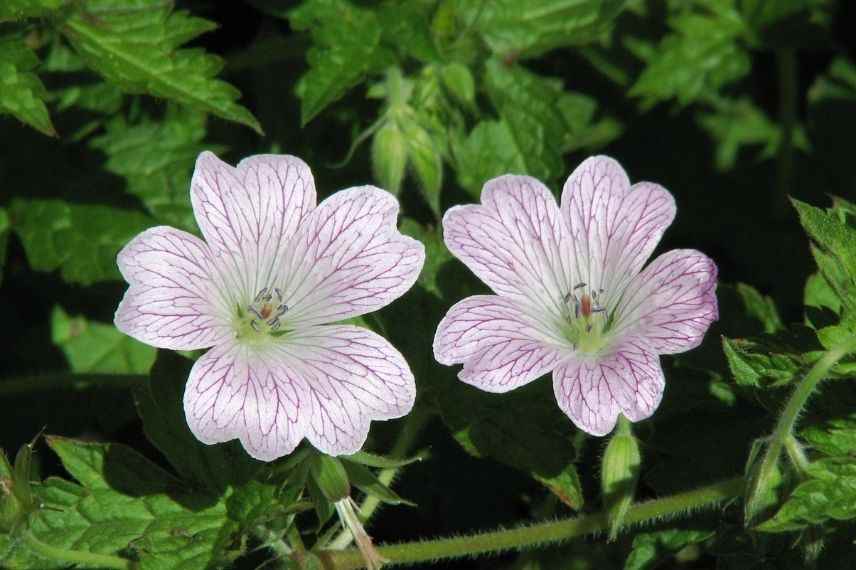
(235, 287), (290, 342)
(561, 282), (611, 354)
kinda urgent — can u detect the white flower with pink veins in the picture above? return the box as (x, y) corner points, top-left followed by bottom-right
(114, 151), (424, 460)
(434, 156), (719, 436)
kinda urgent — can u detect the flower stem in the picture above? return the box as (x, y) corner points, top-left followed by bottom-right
(745, 334), (856, 522)
(22, 530), (134, 569)
(319, 476), (744, 569)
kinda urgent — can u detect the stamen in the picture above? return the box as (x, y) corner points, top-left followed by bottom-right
(244, 287), (290, 335)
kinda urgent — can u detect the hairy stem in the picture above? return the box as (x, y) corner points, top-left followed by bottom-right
(746, 334), (856, 521)
(319, 477), (744, 569)
(22, 530), (134, 569)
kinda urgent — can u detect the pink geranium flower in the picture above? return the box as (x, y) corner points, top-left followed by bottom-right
(433, 156), (718, 436)
(115, 152), (424, 460)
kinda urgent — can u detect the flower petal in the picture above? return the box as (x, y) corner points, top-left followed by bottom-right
(279, 187), (424, 327)
(183, 341), (307, 462)
(434, 295), (562, 393)
(553, 338), (665, 436)
(560, 156), (676, 303)
(190, 151), (317, 301)
(115, 226), (230, 350)
(614, 249), (719, 354)
(283, 325), (416, 456)
(443, 175), (572, 318)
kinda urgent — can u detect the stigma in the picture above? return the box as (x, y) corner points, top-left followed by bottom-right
(561, 282), (609, 353)
(245, 287), (289, 333)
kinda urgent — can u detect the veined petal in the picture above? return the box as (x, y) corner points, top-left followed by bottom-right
(433, 295), (562, 393)
(190, 151), (316, 302)
(561, 156), (675, 305)
(115, 226), (230, 350)
(278, 187), (424, 327)
(183, 341), (307, 462)
(553, 338), (665, 436)
(614, 249), (718, 354)
(282, 325), (416, 456)
(443, 175), (572, 318)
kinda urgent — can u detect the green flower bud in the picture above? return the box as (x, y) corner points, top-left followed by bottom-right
(601, 418), (641, 541)
(310, 454), (351, 503)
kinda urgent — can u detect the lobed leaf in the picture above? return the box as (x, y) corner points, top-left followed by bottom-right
(0, 36), (56, 136)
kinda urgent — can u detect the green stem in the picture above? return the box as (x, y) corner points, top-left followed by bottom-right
(0, 374), (146, 396)
(746, 334), (856, 521)
(22, 530), (133, 569)
(328, 410), (431, 550)
(319, 477), (744, 569)
(775, 48), (797, 217)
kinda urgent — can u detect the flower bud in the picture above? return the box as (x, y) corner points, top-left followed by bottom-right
(601, 419), (641, 541)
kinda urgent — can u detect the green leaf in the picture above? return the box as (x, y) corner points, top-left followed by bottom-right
(133, 351), (260, 495)
(759, 458), (856, 532)
(33, 437), (234, 570)
(90, 106), (218, 232)
(9, 199), (153, 285)
(453, 120), (527, 196)
(309, 455), (350, 503)
(721, 326), (826, 388)
(0, 36), (56, 136)
(735, 283), (784, 334)
(342, 450), (425, 470)
(628, 0), (750, 107)
(471, 0), (628, 59)
(532, 464), (584, 510)
(803, 414), (856, 457)
(376, 0), (440, 63)
(371, 121), (407, 196)
(62, 0), (261, 132)
(289, 0), (391, 125)
(51, 306), (156, 374)
(401, 117), (443, 215)
(341, 461), (414, 506)
(625, 528), (715, 570)
(697, 97), (809, 171)
(0, 0), (65, 21)
(439, 63), (475, 108)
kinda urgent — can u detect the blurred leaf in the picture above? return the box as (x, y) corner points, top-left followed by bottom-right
(532, 463), (584, 510)
(289, 0), (391, 125)
(758, 458), (856, 532)
(398, 219), (450, 298)
(803, 414), (856, 457)
(371, 121), (407, 196)
(0, 36), (56, 136)
(34, 437), (233, 570)
(625, 528), (715, 570)
(735, 282), (784, 334)
(439, 62), (475, 108)
(377, 0), (440, 63)
(50, 306), (155, 374)
(41, 39), (124, 116)
(0, 0), (65, 21)
(62, 0), (261, 132)
(628, 0), (750, 107)
(697, 97), (809, 171)
(90, 106), (217, 232)
(471, 0), (628, 59)
(133, 351), (260, 495)
(9, 199), (153, 285)
(453, 119), (527, 196)
(401, 117), (443, 214)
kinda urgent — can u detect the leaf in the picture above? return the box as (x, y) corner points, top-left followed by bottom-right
(397, 218), (452, 299)
(759, 458), (856, 532)
(371, 121), (407, 196)
(628, 0), (750, 107)
(532, 464), (584, 510)
(90, 106), (218, 232)
(721, 326), (826, 388)
(62, 0), (261, 132)
(697, 97), (809, 171)
(471, 0), (628, 59)
(289, 0), (392, 125)
(341, 461), (414, 506)
(33, 437), (234, 570)
(9, 199), (153, 285)
(376, 0), (440, 63)
(453, 120), (527, 196)
(50, 305), (156, 374)
(803, 414), (856, 457)
(401, 117), (443, 215)
(625, 528), (715, 570)
(0, 36), (56, 136)
(133, 351), (260, 495)
(343, 450), (425, 470)
(735, 283), (784, 334)
(439, 63), (475, 108)
(0, 0), (65, 21)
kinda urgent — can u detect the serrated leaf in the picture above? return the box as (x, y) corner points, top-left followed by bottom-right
(33, 437), (233, 570)
(50, 305), (156, 374)
(758, 458), (856, 532)
(803, 414), (856, 457)
(471, 0), (628, 58)
(735, 283), (783, 334)
(289, 0), (391, 125)
(0, 0), (65, 21)
(376, 0), (440, 63)
(721, 326), (825, 388)
(133, 351), (260, 495)
(90, 106), (218, 232)
(628, 0), (750, 107)
(625, 528), (715, 570)
(0, 36), (56, 136)
(9, 199), (153, 285)
(62, 0), (261, 132)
